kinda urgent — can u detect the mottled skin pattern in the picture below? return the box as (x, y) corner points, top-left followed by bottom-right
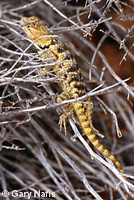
(21, 17), (124, 175)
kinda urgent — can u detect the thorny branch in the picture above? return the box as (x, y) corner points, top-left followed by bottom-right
(0, 0), (134, 199)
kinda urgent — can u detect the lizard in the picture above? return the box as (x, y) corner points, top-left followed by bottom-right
(21, 16), (125, 177)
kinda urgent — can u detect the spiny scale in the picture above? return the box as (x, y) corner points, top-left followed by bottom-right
(21, 16), (124, 175)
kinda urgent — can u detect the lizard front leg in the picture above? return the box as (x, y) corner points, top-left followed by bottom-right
(57, 92), (75, 135)
(38, 49), (56, 77)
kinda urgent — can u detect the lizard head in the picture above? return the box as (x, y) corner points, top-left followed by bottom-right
(21, 16), (52, 47)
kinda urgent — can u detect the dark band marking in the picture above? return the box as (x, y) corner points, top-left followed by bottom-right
(68, 77), (80, 84)
(39, 44), (49, 49)
(67, 66), (79, 73)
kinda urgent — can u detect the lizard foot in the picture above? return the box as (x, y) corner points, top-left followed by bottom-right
(58, 110), (75, 136)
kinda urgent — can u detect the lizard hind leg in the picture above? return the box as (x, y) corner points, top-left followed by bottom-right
(57, 92), (75, 135)
(87, 98), (99, 134)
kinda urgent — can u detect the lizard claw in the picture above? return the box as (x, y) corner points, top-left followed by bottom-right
(58, 113), (67, 135)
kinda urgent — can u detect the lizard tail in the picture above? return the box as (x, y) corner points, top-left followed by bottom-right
(73, 102), (124, 174)
(86, 130), (124, 174)
(85, 125), (129, 200)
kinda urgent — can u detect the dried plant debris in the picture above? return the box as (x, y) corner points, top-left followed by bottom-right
(0, 0), (134, 200)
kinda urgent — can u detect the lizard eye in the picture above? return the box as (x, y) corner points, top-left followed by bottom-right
(27, 25), (30, 28)
(39, 45), (49, 49)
